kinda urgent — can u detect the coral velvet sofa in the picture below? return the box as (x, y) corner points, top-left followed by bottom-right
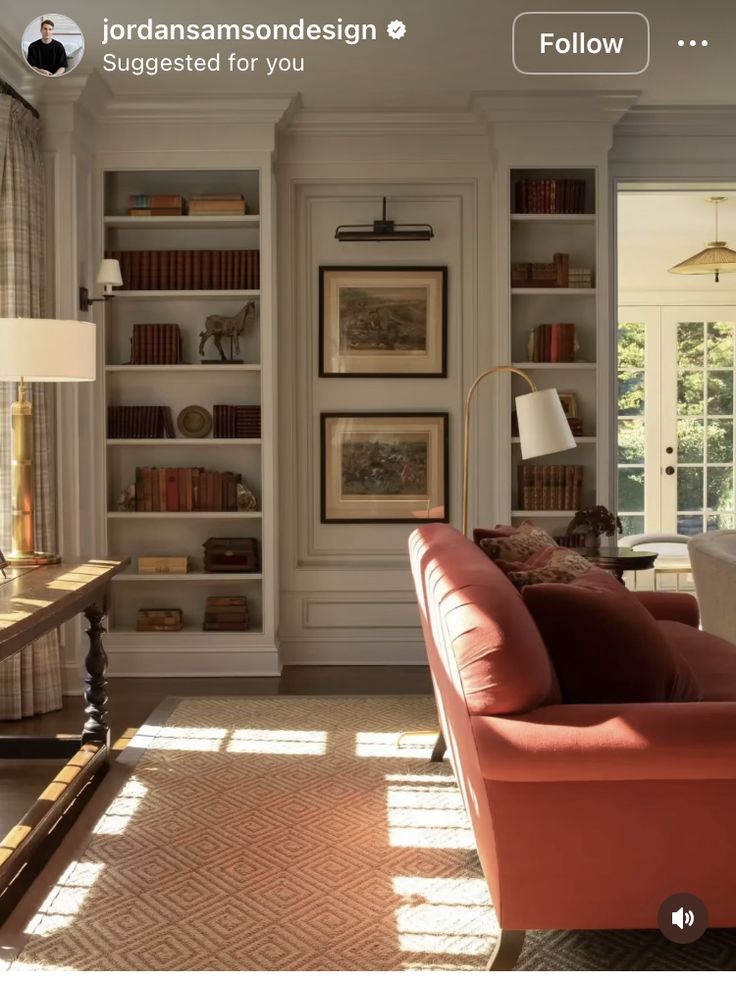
(409, 523), (736, 969)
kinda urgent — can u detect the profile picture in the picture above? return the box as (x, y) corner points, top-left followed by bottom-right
(21, 14), (84, 77)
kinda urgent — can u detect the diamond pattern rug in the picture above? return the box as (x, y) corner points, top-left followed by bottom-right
(8, 695), (736, 971)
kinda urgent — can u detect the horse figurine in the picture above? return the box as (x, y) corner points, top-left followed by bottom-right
(198, 301), (256, 361)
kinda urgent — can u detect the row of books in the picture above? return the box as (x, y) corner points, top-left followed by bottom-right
(512, 253), (569, 289)
(515, 178), (588, 214)
(213, 404), (261, 439)
(553, 533), (587, 548)
(528, 323), (577, 362)
(130, 323), (183, 365)
(134, 467), (244, 512)
(104, 250), (260, 291)
(203, 596), (250, 631)
(518, 464), (584, 511)
(126, 193), (248, 216)
(108, 405), (175, 439)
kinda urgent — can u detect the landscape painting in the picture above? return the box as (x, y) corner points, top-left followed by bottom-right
(321, 413), (448, 522)
(320, 267), (447, 376)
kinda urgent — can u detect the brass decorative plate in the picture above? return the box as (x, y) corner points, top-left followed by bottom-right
(177, 405), (212, 439)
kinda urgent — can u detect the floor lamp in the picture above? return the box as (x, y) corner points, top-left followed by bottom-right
(462, 365), (576, 536)
(0, 318), (96, 565)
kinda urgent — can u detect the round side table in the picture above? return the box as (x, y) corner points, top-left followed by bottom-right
(573, 546), (658, 584)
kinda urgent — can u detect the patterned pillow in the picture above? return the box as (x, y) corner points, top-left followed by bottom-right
(478, 522), (558, 563)
(500, 546), (593, 588)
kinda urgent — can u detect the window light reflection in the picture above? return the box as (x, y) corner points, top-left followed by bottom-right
(92, 776), (148, 836)
(24, 861), (105, 939)
(226, 729), (327, 755)
(392, 875), (494, 960)
(386, 778), (475, 849)
(355, 731), (436, 759)
(131, 725), (228, 752)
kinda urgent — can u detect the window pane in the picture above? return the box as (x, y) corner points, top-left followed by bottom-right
(677, 418), (704, 463)
(707, 370), (734, 415)
(677, 322), (705, 367)
(618, 468), (644, 511)
(618, 371), (645, 416)
(677, 371), (704, 416)
(707, 467), (734, 511)
(620, 514), (644, 536)
(707, 419), (733, 463)
(707, 321), (735, 367)
(707, 513), (736, 531)
(677, 467), (703, 511)
(618, 419), (645, 464)
(678, 514), (704, 535)
(618, 322), (645, 369)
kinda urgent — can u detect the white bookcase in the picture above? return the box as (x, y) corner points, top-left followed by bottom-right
(507, 167), (600, 534)
(98, 167), (278, 676)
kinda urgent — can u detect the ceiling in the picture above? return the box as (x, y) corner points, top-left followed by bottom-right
(619, 191), (736, 294)
(1, 0), (736, 107)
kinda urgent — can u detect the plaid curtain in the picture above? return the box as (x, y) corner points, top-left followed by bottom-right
(0, 96), (62, 718)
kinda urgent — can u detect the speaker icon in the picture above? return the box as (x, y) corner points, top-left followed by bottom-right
(672, 906), (695, 930)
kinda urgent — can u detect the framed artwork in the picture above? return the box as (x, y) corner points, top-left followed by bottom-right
(321, 413), (449, 523)
(319, 266), (447, 377)
(558, 393), (578, 419)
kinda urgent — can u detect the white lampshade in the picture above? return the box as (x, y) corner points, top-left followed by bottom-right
(0, 319), (96, 381)
(96, 258), (123, 288)
(516, 388), (576, 459)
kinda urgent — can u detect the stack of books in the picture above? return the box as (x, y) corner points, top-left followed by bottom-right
(554, 533), (587, 548)
(130, 324), (182, 364)
(528, 323), (577, 362)
(515, 178), (587, 214)
(567, 417), (584, 437)
(105, 250), (260, 290)
(137, 556), (190, 574)
(127, 195), (184, 216)
(133, 467), (242, 512)
(203, 596), (249, 631)
(136, 608), (183, 632)
(213, 405), (261, 438)
(518, 464), (584, 511)
(189, 194), (247, 215)
(107, 405), (176, 439)
(568, 267), (594, 288)
(511, 253), (569, 288)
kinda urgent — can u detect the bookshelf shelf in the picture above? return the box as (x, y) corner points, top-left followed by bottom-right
(99, 165), (275, 673)
(114, 290), (260, 300)
(512, 362), (596, 370)
(115, 573), (263, 582)
(107, 511), (262, 519)
(510, 213), (595, 224)
(104, 215), (260, 229)
(106, 364), (261, 373)
(511, 288), (596, 296)
(106, 439), (262, 446)
(512, 436), (597, 444)
(512, 511), (576, 518)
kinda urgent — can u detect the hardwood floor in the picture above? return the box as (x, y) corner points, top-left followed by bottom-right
(0, 666), (433, 830)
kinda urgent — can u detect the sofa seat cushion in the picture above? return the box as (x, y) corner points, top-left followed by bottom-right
(522, 569), (700, 704)
(659, 620), (736, 702)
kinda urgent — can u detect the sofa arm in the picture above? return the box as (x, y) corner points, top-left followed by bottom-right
(634, 590), (699, 627)
(471, 702), (736, 783)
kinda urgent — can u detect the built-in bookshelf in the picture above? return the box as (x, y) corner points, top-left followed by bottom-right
(97, 167), (277, 675)
(507, 167), (599, 532)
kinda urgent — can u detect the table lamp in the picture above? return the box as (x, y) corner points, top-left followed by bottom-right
(463, 365), (576, 536)
(0, 318), (96, 565)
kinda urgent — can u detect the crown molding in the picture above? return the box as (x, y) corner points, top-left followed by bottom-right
(472, 90), (640, 125)
(615, 105), (736, 137)
(102, 93), (296, 126)
(0, 33), (40, 104)
(284, 108), (485, 137)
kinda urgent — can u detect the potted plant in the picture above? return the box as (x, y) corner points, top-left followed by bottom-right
(567, 505), (623, 550)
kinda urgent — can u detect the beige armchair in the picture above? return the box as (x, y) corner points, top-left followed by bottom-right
(688, 531), (736, 642)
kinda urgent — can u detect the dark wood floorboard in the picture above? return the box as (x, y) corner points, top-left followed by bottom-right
(0, 666), (433, 830)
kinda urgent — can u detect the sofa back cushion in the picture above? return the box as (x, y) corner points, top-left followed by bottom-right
(522, 568), (700, 703)
(410, 524), (557, 715)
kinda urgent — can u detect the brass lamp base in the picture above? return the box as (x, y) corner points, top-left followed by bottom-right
(8, 551), (61, 567)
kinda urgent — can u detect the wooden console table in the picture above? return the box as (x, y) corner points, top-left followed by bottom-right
(0, 558), (129, 918)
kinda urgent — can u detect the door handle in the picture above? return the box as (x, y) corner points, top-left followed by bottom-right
(665, 465), (675, 475)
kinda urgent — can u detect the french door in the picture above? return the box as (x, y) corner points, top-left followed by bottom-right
(617, 307), (736, 536)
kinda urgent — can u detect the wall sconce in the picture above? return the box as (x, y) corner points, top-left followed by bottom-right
(335, 197), (434, 242)
(79, 259), (123, 312)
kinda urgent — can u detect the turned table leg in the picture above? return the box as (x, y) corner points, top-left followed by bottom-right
(82, 601), (110, 748)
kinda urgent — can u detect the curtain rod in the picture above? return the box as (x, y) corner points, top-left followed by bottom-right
(0, 79), (40, 120)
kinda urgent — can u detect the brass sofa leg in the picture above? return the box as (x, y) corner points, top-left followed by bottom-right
(430, 731), (446, 762)
(487, 929), (525, 971)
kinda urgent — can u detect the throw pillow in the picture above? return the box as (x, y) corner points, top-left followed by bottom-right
(522, 569), (700, 703)
(478, 522), (557, 563)
(499, 545), (593, 587)
(472, 524), (519, 546)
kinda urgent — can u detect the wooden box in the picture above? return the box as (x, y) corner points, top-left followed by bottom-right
(203, 537), (259, 573)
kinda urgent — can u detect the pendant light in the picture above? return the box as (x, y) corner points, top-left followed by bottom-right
(669, 196), (736, 283)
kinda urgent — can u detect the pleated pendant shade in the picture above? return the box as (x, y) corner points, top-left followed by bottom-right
(669, 197), (736, 282)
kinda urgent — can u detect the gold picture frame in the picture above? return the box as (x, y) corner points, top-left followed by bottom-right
(558, 393), (578, 419)
(319, 267), (447, 377)
(321, 413), (449, 523)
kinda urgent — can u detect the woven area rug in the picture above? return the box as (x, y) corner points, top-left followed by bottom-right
(8, 695), (736, 972)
